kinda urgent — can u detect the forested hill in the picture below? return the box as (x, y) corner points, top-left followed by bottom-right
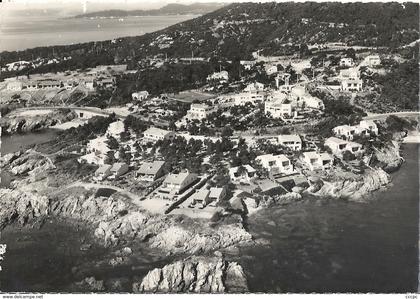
(1, 2), (418, 69)
(72, 3), (226, 18)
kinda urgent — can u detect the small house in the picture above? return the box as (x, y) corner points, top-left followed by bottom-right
(161, 171), (198, 195)
(302, 151), (333, 171)
(277, 135), (302, 151)
(229, 165), (256, 183)
(108, 163), (129, 180)
(137, 161), (165, 182)
(94, 164), (112, 181)
(190, 189), (211, 208)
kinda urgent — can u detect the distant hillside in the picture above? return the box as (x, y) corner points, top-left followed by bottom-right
(1, 2), (418, 67)
(73, 3), (226, 18)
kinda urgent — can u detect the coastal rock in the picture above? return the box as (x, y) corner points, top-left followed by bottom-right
(133, 256), (248, 293)
(374, 141), (403, 172)
(0, 189), (49, 229)
(0, 109), (76, 134)
(149, 223), (253, 254)
(310, 168), (390, 201)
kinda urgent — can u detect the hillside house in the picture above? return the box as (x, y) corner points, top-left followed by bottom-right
(6, 81), (23, 91)
(325, 137), (363, 157)
(277, 134), (302, 151)
(190, 189), (211, 208)
(161, 171), (198, 195)
(256, 154), (294, 175)
(94, 164), (112, 181)
(185, 103), (215, 121)
(132, 91), (149, 101)
(143, 127), (175, 143)
(229, 165), (256, 183)
(365, 55), (381, 67)
(137, 161), (165, 182)
(339, 57), (355, 67)
(341, 78), (363, 92)
(108, 163), (129, 180)
(359, 120), (379, 135)
(208, 187), (227, 206)
(302, 151), (333, 171)
(207, 71), (229, 83)
(240, 60), (256, 70)
(301, 95), (325, 111)
(232, 92), (264, 106)
(265, 101), (293, 118)
(333, 125), (357, 140)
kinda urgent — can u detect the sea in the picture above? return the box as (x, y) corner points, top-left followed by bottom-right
(0, 131), (418, 292)
(0, 14), (197, 52)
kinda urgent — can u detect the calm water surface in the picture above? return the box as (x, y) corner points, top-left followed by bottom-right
(0, 15), (197, 52)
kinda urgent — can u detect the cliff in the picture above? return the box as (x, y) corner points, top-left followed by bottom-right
(133, 256), (248, 293)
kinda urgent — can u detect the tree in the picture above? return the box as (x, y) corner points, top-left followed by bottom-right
(105, 150), (116, 164)
(106, 135), (119, 150)
(221, 126), (234, 137)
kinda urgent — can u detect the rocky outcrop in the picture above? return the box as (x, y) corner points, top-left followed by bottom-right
(307, 168), (390, 201)
(149, 223), (253, 255)
(0, 188), (50, 229)
(133, 256), (248, 293)
(373, 141), (403, 172)
(0, 109), (76, 134)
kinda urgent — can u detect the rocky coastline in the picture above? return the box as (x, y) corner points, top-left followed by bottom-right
(0, 137), (406, 292)
(0, 109), (76, 135)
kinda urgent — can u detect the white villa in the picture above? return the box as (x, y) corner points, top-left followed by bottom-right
(333, 120), (379, 140)
(302, 151), (334, 171)
(364, 55), (381, 67)
(94, 164), (112, 181)
(232, 92), (264, 106)
(256, 154), (294, 175)
(277, 134), (302, 151)
(301, 95), (325, 110)
(207, 71), (229, 83)
(324, 137), (364, 157)
(332, 125), (357, 140)
(229, 165), (256, 183)
(341, 78), (363, 92)
(359, 120), (379, 135)
(143, 127), (175, 143)
(185, 103), (215, 121)
(190, 188), (211, 208)
(161, 171), (198, 195)
(132, 91), (149, 101)
(265, 101), (293, 118)
(339, 57), (355, 67)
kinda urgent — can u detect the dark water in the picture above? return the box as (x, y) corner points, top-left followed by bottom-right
(0, 220), (169, 292)
(231, 143), (419, 293)
(1, 129), (59, 155)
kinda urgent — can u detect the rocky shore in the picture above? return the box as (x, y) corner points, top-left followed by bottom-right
(0, 109), (76, 134)
(133, 255), (248, 293)
(306, 168), (390, 201)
